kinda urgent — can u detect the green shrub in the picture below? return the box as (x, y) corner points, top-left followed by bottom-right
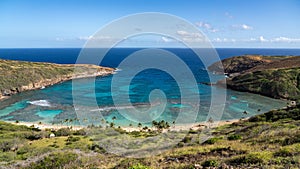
(73, 129), (86, 136)
(49, 144), (59, 148)
(129, 131), (143, 137)
(188, 129), (198, 134)
(202, 159), (218, 167)
(230, 155), (262, 164)
(25, 151), (78, 169)
(66, 136), (80, 142)
(177, 142), (184, 147)
(274, 148), (293, 157)
(282, 135), (300, 146)
(229, 152), (272, 165)
(24, 132), (43, 141)
(17, 146), (30, 155)
(181, 136), (192, 143)
(54, 128), (72, 136)
(128, 163), (150, 169)
(88, 143), (106, 153)
(0, 138), (22, 152)
(0, 152), (15, 162)
(228, 134), (242, 140)
(203, 137), (222, 145)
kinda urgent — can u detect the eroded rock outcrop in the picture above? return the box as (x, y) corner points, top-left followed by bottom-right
(0, 59), (115, 99)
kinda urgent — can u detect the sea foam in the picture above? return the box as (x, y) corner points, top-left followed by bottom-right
(28, 100), (51, 107)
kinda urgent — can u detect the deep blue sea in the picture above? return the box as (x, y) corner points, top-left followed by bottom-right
(0, 48), (299, 126)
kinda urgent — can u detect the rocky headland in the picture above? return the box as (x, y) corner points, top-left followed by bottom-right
(0, 59), (115, 100)
(208, 55), (300, 100)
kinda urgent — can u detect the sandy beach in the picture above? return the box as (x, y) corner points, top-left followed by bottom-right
(121, 118), (243, 132)
(14, 121), (84, 131)
(11, 118), (243, 132)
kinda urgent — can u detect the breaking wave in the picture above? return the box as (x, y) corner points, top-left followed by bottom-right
(28, 100), (51, 107)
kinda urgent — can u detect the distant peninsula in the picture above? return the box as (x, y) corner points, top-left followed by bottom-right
(208, 55), (300, 100)
(0, 59), (115, 100)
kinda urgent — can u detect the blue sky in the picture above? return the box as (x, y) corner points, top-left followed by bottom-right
(0, 0), (299, 48)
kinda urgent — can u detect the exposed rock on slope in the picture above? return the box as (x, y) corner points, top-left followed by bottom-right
(0, 59), (115, 99)
(209, 55), (300, 100)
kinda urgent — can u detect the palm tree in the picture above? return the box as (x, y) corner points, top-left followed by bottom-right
(69, 119), (73, 127)
(64, 119), (69, 127)
(110, 116), (116, 127)
(138, 123), (142, 129)
(208, 117), (214, 128)
(152, 120), (157, 130)
(112, 116), (116, 123)
(110, 122), (114, 128)
(208, 117), (214, 123)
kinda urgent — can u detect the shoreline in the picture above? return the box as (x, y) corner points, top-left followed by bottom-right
(0, 66), (115, 101)
(10, 118), (243, 132)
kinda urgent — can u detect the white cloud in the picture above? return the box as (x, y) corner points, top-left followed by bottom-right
(161, 36), (173, 42)
(77, 36), (93, 41)
(176, 30), (205, 42)
(195, 21), (219, 33)
(176, 30), (202, 38)
(239, 36), (267, 42)
(231, 24), (253, 30)
(195, 22), (211, 29)
(241, 24), (253, 30)
(77, 35), (115, 41)
(212, 38), (236, 43)
(211, 36), (300, 45)
(259, 36), (269, 42)
(271, 37), (300, 43)
(259, 36), (268, 42)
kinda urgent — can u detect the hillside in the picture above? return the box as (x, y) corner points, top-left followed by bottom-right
(209, 55), (300, 100)
(0, 105), (299, 168)
(208, 55), (291, 74)
(0, 59), (115, 99)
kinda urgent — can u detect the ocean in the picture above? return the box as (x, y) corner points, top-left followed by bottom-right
(0, 48), (299, 126)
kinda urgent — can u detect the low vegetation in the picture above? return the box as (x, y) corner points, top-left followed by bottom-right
(0, 104), (299, 168)
(0, 59), (114, 98)
(209, 55), (300, 100)
(226, 67), (300, 100)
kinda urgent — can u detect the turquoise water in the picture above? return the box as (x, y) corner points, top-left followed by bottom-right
(0, 74), (287, 126)
(36, 110), (62, 122)
(0, 48), (291, 126)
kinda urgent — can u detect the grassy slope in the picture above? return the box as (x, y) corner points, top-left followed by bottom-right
(209, 55), (300, 100)
(0, 59), (114, 95)
(208, 55), (290, 74)
(0, 106), (299, 168)
(226, 67), (300, 100)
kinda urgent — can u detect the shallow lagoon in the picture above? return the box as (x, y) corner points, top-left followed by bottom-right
(0, 73), (287, 126)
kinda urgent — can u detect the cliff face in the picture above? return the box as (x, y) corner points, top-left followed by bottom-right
(209, 55), (300, 100)
(0, 59), (115, 99)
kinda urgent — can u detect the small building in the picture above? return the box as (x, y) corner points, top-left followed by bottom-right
(290, 101), (297, 107)
(49, 133), (55, 138)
